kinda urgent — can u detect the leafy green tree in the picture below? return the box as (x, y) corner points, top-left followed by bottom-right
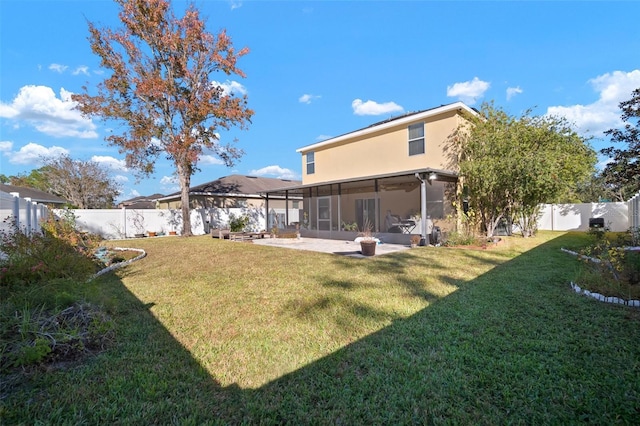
(8, 167), (51, 192)
(454, 102), (596, 237)
(73, 0), (253, 236)
(601, 87), (640, 201)
(0, 174), (9, 184)
(574, 172), (618, 203)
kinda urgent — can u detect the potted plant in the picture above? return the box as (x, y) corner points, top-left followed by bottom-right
(356, 219), (377, 256)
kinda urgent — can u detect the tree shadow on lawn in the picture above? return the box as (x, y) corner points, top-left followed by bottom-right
(238, 232), (640, 424)
(1, 270), (245, 424)
(4, 232), (639, 424)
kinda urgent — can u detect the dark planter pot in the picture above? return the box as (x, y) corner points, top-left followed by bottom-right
(360, 240), (377, 256)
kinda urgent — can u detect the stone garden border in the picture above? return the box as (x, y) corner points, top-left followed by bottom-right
(91, 247), (147, 280)
(561, 247), (640, 308)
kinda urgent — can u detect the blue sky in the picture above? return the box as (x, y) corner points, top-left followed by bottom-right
(1, 0), (639, 201)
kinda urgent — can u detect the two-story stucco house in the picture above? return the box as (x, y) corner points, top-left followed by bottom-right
(262, 102), (478, 244)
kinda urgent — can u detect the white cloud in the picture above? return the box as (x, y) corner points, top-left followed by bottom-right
(49, 63), (68, 73)
(114, 175), (129, 183)
(199, 154), (224, 165)
(211, 80), (248, 96)
(446, 77), (490, 105)
(91, 155), (128, 171)
(506, 86), (523, 101)
(316, 134), (332, 141)
(0, 85), (98, 138)
(249, 165), (299, 180)
(299, 94), (321, 104)
(160, 175), (179, 191)
(546, 69), (640, 135)
(0, 141), (13, 152)
(72, 66), (90, 76)
(229, 1), (242, 10)
(351, 99), (404, 116)
(9, 142), (69, 165)
(596, 157), (614, 170)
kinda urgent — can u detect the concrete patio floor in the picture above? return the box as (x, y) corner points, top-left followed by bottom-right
(251, 237), (410, 258)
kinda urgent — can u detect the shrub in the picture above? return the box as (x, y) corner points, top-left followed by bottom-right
(578, 230), (640, 299)
(229, 214), (250, 232)
(0, 212), (115, 376)
(443, 230), (483, 247)
(0, 213), (103, 287)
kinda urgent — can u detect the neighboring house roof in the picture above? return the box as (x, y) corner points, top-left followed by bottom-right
(117, 193), (164, 209)
(296, 101), (478, 153)
(0, 184), (68, 205)
(157, 175), (302, 202)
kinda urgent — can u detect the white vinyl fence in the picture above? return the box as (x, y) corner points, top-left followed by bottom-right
(58, 206), (299, 240)
(0, 191), (49, 237)
(629, 192), (640, 231)
(537, 202), (629, 232)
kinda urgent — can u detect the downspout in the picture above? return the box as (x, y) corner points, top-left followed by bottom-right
(285, 190), (289, 227)
(337, 183), (342, 232)
(415, 173), (427, 245)
(265, 193), (270, 231)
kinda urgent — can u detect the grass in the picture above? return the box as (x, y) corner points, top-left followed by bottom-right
(2, 231), (639, 424)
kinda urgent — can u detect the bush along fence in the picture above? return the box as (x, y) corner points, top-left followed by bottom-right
(0, 191), (49, 237)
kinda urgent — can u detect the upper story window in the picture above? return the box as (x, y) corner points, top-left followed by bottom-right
(408, 123), (425, 156)
(306, 152), (315, 174)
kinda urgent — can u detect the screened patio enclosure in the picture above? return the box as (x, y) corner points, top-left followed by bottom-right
(262, 169), (457, 245)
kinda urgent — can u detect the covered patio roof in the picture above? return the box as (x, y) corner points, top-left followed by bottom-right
(259, 167), (458, 197)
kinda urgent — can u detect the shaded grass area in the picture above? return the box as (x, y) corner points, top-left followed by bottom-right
(2, 232), (639, 424)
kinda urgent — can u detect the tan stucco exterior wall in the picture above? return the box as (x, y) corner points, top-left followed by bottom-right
(300, 111), (463, 185)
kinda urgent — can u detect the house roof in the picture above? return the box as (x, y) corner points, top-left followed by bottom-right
(0, 184), (68, 205)
(117, 193), (164, 209)
(296, 101), (478, 153)
(157, 175), (302, 202)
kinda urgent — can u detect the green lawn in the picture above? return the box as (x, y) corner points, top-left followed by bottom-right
(2, 231), (639, 424)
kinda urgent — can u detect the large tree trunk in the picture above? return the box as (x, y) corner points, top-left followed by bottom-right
(177, 164), (192, 237)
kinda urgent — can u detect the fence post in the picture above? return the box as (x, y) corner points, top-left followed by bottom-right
(10, 192), (20, 229)
(25, 198), (33, 236)
(122, 207), (127, 238)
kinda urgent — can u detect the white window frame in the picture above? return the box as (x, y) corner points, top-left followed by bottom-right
(306, 152), (315, 174)
(408, 123), (425, 156)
